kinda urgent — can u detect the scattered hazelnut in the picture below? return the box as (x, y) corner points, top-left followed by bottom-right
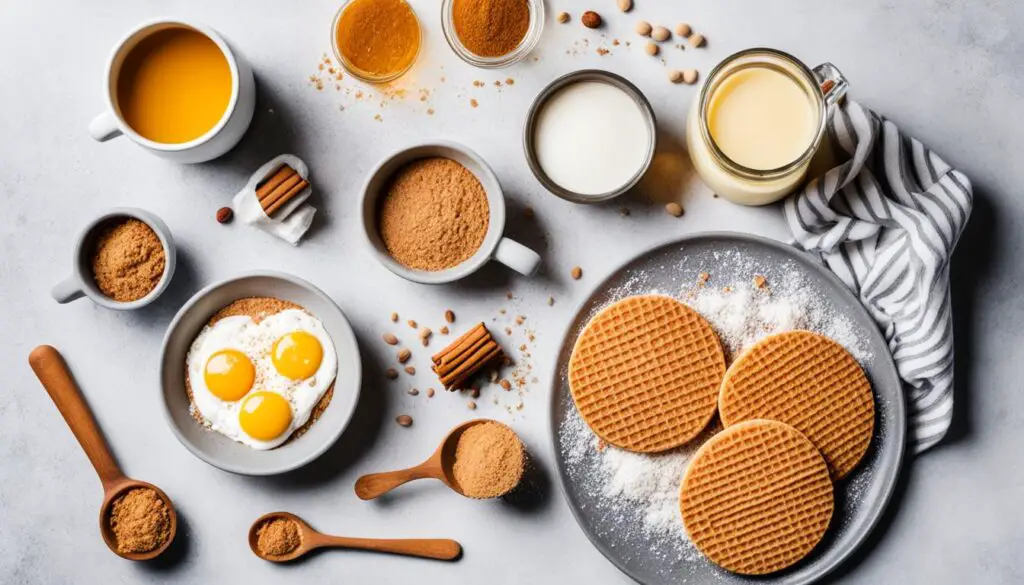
(405, 366), (416, 375)
(383, 333), (399, 345)
(581, 11), (602, 28)
(500, 379), (512, 391)
(557, 11), (570, 23)
(467, 401), (477, 410)
(665, 202), (684, 217)
(396, 414), (413, 427)
(635, 20), (652, 36)
(682, 68), (699, 84)
(397, 348), (412, 363)
(651, 26), (671, 42)
(439, 326), (450, 335)
(216, 207), (233, 224)
(444, 310), (455, 324)
(419, 327), (432, 340)
(617, 0), (632, 12)
(407, 319), (417, 329)
(689, 32), (705, 47)
(644, 41), (659, 56)
(427, 388), (435, 397)
(571, 266), (583, 280)
(407, 388), (419, 396)
(386, 368), (399, 380)
(668, 69), (684, 84)
(675, 22), (692, 37)
(390, 312), (399, 322)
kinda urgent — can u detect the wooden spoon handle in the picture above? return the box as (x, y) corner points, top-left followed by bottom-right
(28, 345), (124, 488)
(354, 463), (440, 500)
(320, 536), (461, 561)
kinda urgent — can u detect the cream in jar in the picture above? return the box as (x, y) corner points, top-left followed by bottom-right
(687, 49), (846, 206)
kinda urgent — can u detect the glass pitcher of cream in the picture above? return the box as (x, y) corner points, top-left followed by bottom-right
(686, 48), (847, 205)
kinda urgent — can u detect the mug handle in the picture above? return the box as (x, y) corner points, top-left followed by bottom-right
(812, 63), (848, 108)
(493, 238), (541, 277)
(88, 111), (122, 142)
(52, 275), (85, 304)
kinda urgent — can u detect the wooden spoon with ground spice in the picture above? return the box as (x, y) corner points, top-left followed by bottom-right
(354, 419), (525, 500)
(28, 345), (177, 560)
(248, 512), (462, 562)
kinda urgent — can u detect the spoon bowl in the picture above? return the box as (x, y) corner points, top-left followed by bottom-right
(29, 345), (177, 560)
(99, 479), (178, 561)
(354, 418), (524, 500)
(248, 511), (462, 562)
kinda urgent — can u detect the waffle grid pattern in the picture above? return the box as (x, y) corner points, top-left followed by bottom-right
(719, 330), (875, 479)
(569, 295), (725, 453)
(679, 419), (834, 575)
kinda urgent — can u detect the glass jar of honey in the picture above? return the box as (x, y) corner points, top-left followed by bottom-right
(332, 0), (421, 83)
(686, 48), (847, 205)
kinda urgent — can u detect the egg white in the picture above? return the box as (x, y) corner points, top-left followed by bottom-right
(186, 309), (338, 450)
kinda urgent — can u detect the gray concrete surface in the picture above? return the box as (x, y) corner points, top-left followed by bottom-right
(1, 0), (1021, 583)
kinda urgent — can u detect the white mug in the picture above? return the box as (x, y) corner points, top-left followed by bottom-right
(360, 140), (542, 284)
(89, 18), (256, 164)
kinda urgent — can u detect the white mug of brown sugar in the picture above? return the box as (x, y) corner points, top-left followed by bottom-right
(52, 208), (176, 310)
(359, 140), (542, 284)
(88, 18), (256, 163)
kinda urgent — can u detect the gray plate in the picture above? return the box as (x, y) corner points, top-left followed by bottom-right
(549, 232), (906, 585)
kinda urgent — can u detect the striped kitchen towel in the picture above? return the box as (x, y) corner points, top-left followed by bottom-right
(783, 100), (972, 453)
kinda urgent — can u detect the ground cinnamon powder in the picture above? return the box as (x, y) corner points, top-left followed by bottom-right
(336, 0), (420, 78)
(453, 0), (530, 58)
(91, 218), (165, 302)
(452, 421), (525, 498)
(108, 488), (171, 554)
(255, 517), (302, 557)
(378, 158), (489, 272)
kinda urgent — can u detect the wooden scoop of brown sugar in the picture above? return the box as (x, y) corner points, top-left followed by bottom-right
(28, 345), (177, 561)
(354, 418), (524, 500)
(248, 512), (462, 562)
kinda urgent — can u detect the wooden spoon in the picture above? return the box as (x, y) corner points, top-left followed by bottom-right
(354, 418), (522, 500)
(248, 512), (462, 562)
(28, 345), (177, 561)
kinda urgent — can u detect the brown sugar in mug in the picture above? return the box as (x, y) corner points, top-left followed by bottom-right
(28, 345), (177, 560)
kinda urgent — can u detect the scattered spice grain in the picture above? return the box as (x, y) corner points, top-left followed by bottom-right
(107, 488), (170, 554)
(390, 312), (399, 322)
(557, 11), (570, 24)
(386, 368), (399, 380)
(451, 422), (525, 498)
(91, 218), (165, 302)
(665, 202), (684, 217)
(571, 266), (583, 280)
(407, 319), (418, 328)
(445, 309), (456, 323)
(405, 366), (416, 375)
(255, 517), (301, 557)
(396, 414), (413, 426)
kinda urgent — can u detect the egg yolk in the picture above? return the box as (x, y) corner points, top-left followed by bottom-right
(272, 331), (323, 380)
(203, 349), (255, 401)
(239, 391), (293, 441)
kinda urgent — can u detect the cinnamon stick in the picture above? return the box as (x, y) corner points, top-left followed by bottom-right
(264, 179), (309, 217)
(259, 174), (303, 212)
(432, 323), (486, 364)
(256, 165), (296, 200)
(431, 323), (503, 390)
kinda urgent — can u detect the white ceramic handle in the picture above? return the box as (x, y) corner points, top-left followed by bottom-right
(493, 238), (541, 277)
(52, 275), (84, 304)
(88, 111), (122, 142)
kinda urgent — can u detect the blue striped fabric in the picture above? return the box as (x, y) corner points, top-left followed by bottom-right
(784, 100), (972, 453)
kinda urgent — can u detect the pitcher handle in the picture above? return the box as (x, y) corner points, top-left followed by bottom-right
(812, 63), (848, 109)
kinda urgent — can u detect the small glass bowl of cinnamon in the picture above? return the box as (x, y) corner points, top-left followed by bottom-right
(441, 0), (544, 68)
(331, 0), (422, 83)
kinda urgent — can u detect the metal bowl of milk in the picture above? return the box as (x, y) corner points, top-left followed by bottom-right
(524, 70), (656, 204)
